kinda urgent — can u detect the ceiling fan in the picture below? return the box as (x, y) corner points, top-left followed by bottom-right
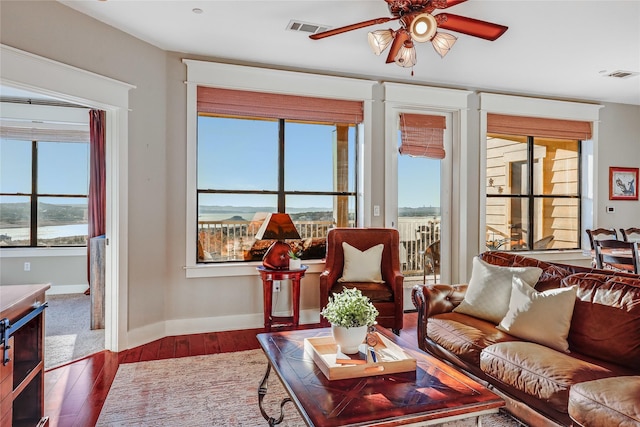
(309, 0), (508, 70)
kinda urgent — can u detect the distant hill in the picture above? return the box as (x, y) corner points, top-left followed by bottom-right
(398, 206), (441, 217)
(199, 205), (440, 221)
(0, 201), (87, 227)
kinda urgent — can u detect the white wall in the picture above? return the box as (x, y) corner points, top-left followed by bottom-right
(595, 102), (640, 229)
(1, 1), (639, 349)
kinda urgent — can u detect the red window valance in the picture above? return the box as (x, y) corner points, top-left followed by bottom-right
(399, 113), (446, 159)
(197, 87), (363, 124)
(487, 113), (592, 140)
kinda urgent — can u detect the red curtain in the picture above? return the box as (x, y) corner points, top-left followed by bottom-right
(197, 87), (363, 124)
(87, 110), (106, 283)
(399, 113), (446, 159)
(487, 113), (592, 140)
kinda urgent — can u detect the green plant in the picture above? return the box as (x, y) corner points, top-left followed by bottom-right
(320, 288), (379, 328)
(287, 249), (300, 260)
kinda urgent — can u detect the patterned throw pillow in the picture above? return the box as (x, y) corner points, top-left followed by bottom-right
(453, 257), (542, 324)
(497, 277), (578, 352)
(338, 242), (384, 283)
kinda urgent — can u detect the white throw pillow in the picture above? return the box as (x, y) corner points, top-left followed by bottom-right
(338, 242), (384, 283)
(453, 257), (543, 324)
(497, 277), (578, 353)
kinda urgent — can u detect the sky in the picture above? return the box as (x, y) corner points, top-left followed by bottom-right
(0, 139), (89, 203)
(197, 116), (441, 210)
(0, 120), (441, 211)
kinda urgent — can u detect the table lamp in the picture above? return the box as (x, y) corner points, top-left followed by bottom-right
(254, 213), (301, 270)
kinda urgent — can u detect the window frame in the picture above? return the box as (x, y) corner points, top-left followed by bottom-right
(183, 60), (376, 278)
(1, 101), (91, 249)
(485, 134), (582, 251)
(196, 116), (359, 264)
(479, 93), (602, 259)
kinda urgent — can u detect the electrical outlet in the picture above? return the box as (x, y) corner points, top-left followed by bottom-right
(273, 281), (281, 292)
(24, 262), (31, 271)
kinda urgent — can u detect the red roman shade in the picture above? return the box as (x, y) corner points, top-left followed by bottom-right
(197, 87), (363, 124)
(487, 113), (592, 140)
(399, 113), (446, 159)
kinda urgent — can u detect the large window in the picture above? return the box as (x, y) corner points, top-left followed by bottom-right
(485, 134), (581, 251)
(196, 115), (358, 263)
(0, 138), (89, 247)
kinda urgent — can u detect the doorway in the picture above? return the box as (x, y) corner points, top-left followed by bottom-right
(1, 44), (132, 352)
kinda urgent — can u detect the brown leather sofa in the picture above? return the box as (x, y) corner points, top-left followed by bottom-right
(412, 251), (640, 427)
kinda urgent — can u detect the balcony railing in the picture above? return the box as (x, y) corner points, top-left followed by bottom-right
(197, 217), (441, 277)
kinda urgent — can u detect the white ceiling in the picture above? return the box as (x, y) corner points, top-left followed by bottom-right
(30, 1), (640, 106)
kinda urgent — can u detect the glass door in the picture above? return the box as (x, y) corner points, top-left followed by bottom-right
(397, 155), (442, 286)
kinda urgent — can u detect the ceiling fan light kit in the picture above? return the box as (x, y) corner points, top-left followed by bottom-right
(368, 29), (395, 55)
(394, 40), (417, 67)
(310, 0), (508, 71)
(431, 32), (457, 57)
(409, 13), (437, 43)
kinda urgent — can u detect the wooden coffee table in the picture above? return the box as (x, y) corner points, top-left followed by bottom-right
(257, 327), (504, 427)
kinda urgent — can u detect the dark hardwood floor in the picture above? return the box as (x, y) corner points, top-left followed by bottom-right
(44, 312), (418, 427)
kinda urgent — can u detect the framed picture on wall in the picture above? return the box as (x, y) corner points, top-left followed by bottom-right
(609, 167), (639, 200)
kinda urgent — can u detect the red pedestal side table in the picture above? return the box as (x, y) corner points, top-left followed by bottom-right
(257, 265), (308, 331)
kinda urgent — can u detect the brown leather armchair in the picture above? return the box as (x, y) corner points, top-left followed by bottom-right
(319, 228), (404, 334)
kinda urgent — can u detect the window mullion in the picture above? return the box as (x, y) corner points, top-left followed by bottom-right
(30, 141), (38, 247)
(527, 137), (534, 250)
(278, 119), (285, 212)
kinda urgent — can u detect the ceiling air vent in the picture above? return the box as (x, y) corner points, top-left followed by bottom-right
(287, 20), (329, 35)
(603, 70), (639, 79)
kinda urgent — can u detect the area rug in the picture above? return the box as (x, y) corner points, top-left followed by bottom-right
(96, 349), (522, 427)
(45, 293), (104, 369)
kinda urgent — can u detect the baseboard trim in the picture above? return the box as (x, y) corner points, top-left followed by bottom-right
(46, 284), (88, 295)
(125, 308), (321, 350)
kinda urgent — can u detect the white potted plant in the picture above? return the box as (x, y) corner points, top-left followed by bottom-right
(321, 288), (379, 354)
(288, 249), (302, 270)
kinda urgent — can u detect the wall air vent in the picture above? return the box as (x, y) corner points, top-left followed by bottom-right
(287, 20), (329, 35)
(603, 70), (639, 79)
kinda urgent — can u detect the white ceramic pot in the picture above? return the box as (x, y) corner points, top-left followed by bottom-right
(289, 258), (302, 270)
(331, 324), (368, 354)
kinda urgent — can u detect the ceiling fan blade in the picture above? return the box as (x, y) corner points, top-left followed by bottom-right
(435, 13), (508, 41)
(309, 17), (399, 40)
(385, 30), (411, 63)
(432, 0), (468, 9)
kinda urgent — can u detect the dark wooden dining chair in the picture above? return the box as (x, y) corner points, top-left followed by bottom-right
(586, 228), (618, 249)
(594, 239), (639, 274)
(620, 227), (640, 243)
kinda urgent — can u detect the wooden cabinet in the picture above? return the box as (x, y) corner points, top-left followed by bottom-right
(0, 284), (50, 427)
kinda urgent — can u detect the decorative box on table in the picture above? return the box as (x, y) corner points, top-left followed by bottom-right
(303, 332), (416, 380)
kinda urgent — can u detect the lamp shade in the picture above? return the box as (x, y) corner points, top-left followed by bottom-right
(254, 213), (301, 241)
(409, 13), (437, 43)
(368, 29), (394, 55)
(255, 213), (301, 270)
(432, 32), (457, 58)
(394, 41), (417, 68)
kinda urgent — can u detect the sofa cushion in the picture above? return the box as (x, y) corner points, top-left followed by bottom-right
(338, 242), (384, 283)
(480, 342), (616, 414)
(497, 278), (578, 353)
(563, 272), (640, 370)
(568, 376), (640, 427)
(330, 282), (393, 302)
(428, 312), (519, 365)
(478, 251), (591, 291)
(453, 257), (543, 324)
